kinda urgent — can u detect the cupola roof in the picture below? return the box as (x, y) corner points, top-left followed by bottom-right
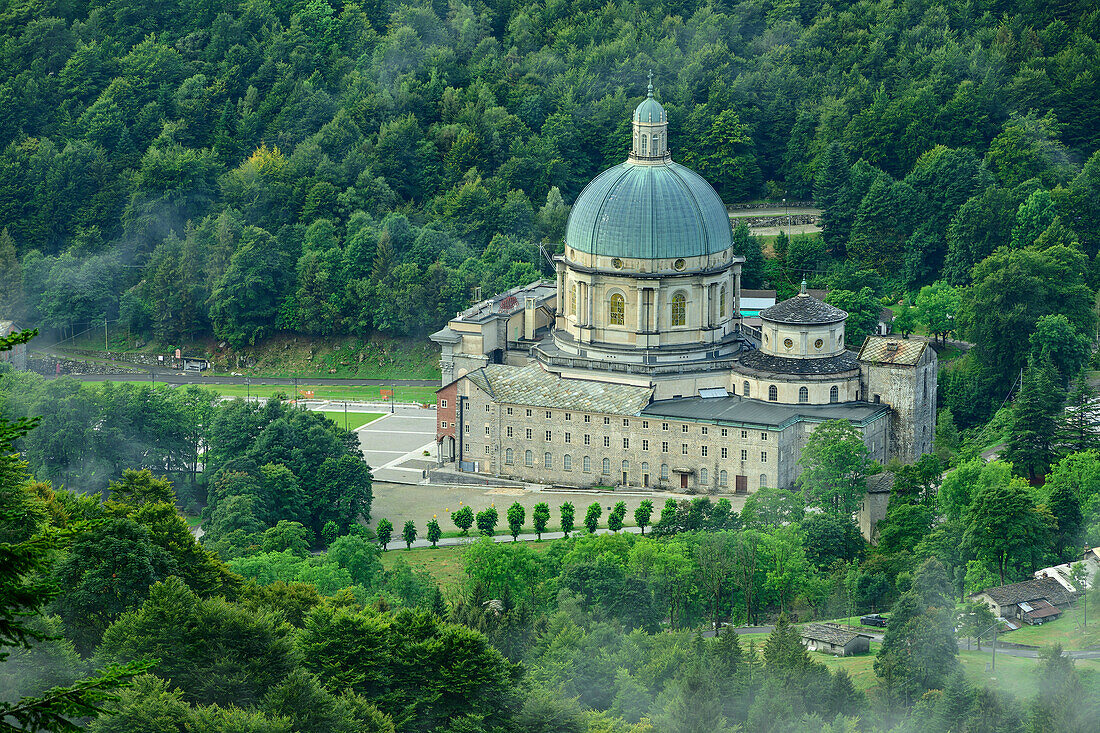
(759, 291), (847, 325)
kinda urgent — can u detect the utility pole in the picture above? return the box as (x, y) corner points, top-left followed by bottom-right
(344, 400), (348, 431)
(246, 377), (251, 402)
(104, 313), (108, 352)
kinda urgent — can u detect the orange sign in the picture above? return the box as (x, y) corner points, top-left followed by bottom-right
(380, 389), (394, 399)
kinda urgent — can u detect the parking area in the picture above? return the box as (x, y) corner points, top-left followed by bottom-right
(356, 408), (438, 483)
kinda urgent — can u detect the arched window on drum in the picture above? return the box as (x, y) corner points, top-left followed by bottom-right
(609, 293), (625, 325)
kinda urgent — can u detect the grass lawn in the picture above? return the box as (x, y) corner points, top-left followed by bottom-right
(814, 640), (1100, 701)
(209, 383), (438, 404)
(999, 604), (1100, 649)
(378, 540), (559, 589)
(317, 411), (384, 430)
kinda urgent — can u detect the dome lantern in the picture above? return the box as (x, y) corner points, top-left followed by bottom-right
(632, 72), (668, 160)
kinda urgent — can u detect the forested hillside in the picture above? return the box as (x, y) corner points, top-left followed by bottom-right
(1, 0), (1098, 356)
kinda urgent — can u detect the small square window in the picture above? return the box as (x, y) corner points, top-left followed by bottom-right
(604, 417), (610, 425)
(565, 413), (572, 421)
(623, 438), (630, 449)
(441, 421), (448, 428)
(642, 439), (649, 451)
(546, 411), (552, 419)
(525, 428), (532, 439)
(721, 428), (728, 437)
(761, 451), (767, 462)
(721, 447), (728, 459)
(465, 444), (470, 452)
(507, 407), (513, 415)
(623, 419), (629, 427)
(701, 446), (708, 457)
(604, 436), (611, 447)
(464, 425), (470, 434)
(485, 404), (490, 412)
(440, 399), (448, 408)
(741, 430), (748, 439)
(565, 432), (571, 443)
(643, 421), (649, 429)
(681, 424), (689, 434)
(761, 432), (768, 441)
(546, 430), (552, 441)
(662, 442), (669, 453)
(584, 415), (591, 423)
(485, 426), (490, 435)
(584, 434), (591, 445)
(506, 426), (513, 437)
(662, 423), (669, 431)
(741, 449), (747, 461)
(526, 409), (532, 417)
(701, 426), (708, 435)
(681, 444), (688, 455)
(485, 445), (490, 454)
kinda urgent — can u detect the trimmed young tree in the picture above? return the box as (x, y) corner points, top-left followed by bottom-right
(426, 517), (442, 547)
(798, 419), (872, 516)
(476, 506), (498, 536)
(583, 502), (602, 534)
(608, 501), (626, 533)
(560, 502), (575, 537)
(634, 499), (654, 536)
(506, 502), (525, 541)
(376, 519), (393, 550)
(532, 502), (550, 540)
(402, 520), (417, 549)
(452, 506), (473, 536)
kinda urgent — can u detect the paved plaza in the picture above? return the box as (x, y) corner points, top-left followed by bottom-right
(354, 406), (439, 483)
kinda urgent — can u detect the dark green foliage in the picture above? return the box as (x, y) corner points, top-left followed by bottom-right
(1003, 356), (1065, 479)
(633, 499), (653, 536)
(607, 501), (626, 533)
(532, 502), (550, 540)
(375, 519), (392, 550)
(506, 502), (524, 541)
(800, 514), (864, 568)
(426, 518), (441, 547)
(559, 502), (574, 537)
(583, 502), (601, 534)
(401, 520), (416, 549)
(451, 506), (473, 536)
(475, 505), (498, 536)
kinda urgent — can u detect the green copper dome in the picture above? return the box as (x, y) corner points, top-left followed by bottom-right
(565, 161), (733, 259)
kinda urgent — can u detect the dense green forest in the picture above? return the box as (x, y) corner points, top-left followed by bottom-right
(5, 359), (1100, 730)
(2, 0), (1099, 375)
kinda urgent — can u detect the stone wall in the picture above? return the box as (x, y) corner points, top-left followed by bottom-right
(860, 347), (936, 463)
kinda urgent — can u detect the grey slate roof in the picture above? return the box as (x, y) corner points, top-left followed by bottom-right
(801, 624), (862, 646)
(858, 336), (928, 366)
(565, 161), (732, 259)
(465, 365), (653, 415)
(642, 394), (889, 429)
(760, 293), (847, 325)
(738, 349), (860, 375)
(866, 472), (894, 494)
(977, 577), (1076, 607)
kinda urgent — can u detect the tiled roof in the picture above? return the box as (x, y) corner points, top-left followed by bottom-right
(978, 577), (1076, 607)
(465, 365), (653, 415)
(642, 394), (888, 429)
(738, 349), (860, 375)
(866, 472), (894, 494)
(801, 623), (862, 646)
(857, 336), (928, 366)
(760, 293), (846, 325)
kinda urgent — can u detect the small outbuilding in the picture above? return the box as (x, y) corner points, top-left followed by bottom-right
(800, 623), (871, 657)
(0, 321), (28, 372)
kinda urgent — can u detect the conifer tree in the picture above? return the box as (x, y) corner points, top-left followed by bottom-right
(1056, 375), (1100, 454)
(1003, 356), (1065, 479)
(814, 142), (853, 254)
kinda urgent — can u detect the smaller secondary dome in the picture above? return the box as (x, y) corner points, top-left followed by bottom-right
(634, 78), (666, 124)
(760, 291), (847, 325)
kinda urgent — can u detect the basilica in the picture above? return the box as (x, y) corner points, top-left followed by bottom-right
(431, 82), (936, 492)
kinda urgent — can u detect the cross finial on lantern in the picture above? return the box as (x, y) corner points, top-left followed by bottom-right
(647, 70), (654, 96)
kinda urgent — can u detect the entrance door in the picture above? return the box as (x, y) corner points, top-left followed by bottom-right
(642, 473), (649, 487)
(735, 474), (748, 494)
(680, 474), (688, 489)
(622, 472), (628, 486)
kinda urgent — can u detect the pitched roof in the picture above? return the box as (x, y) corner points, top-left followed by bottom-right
(801, 623), (862, 646)
(759, 293), (846, 325)
(738, 349), (860, 375)
(866, 472), (894, 494)
(465, 365), (653, 415)
(977, 577), (1076, 607)
(857, 336), (928, 366)
(642, 394), (888, 429)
